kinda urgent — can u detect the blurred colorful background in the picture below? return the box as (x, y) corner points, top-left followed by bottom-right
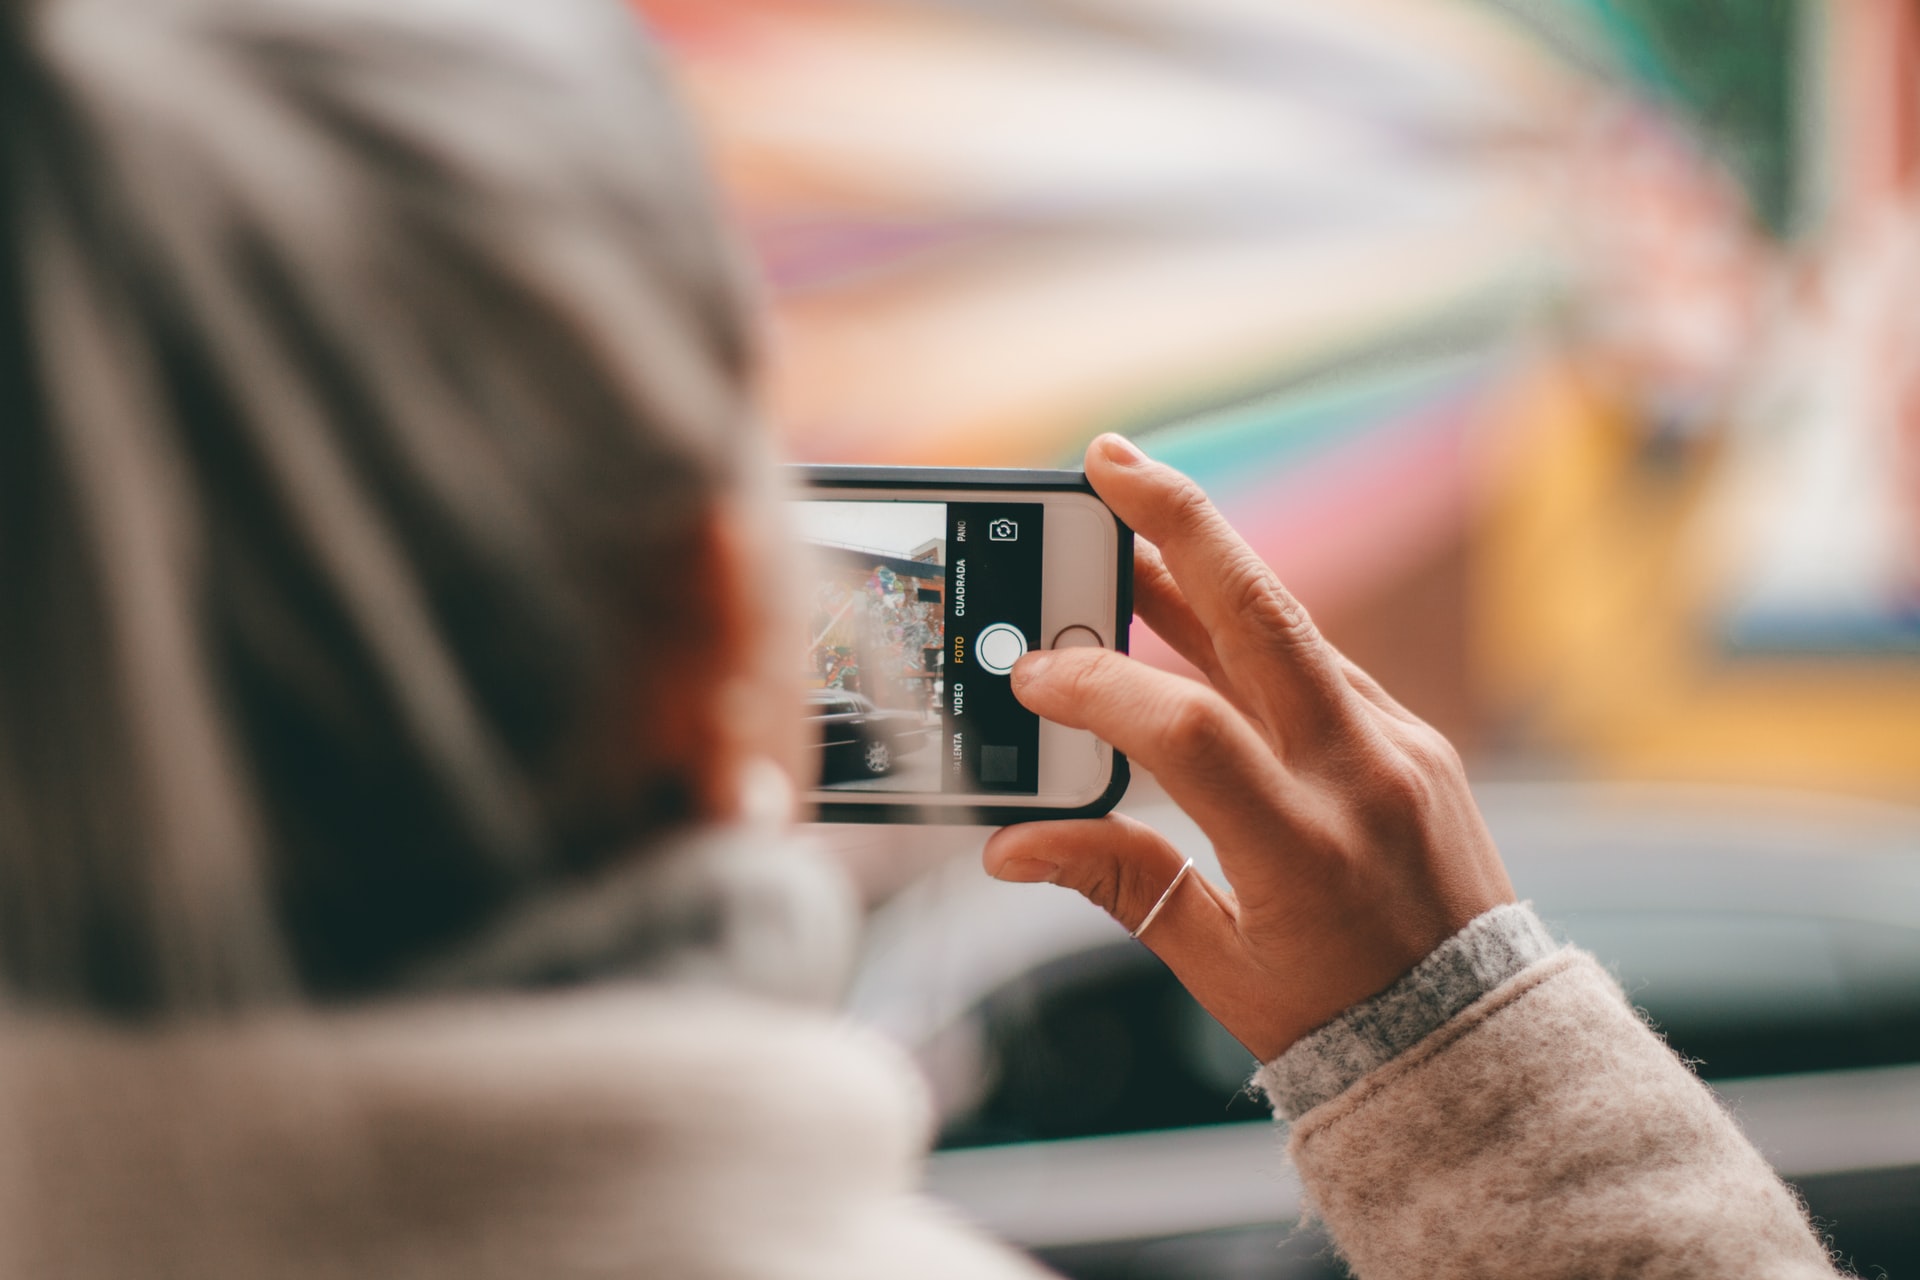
(635, 0), (1920, 803)
(626, 3), (1920, 1273)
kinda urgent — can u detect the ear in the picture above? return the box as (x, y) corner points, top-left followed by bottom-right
(628, 496), (806, 825)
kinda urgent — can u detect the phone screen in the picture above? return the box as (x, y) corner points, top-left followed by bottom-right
(795, 498), (1045, 795)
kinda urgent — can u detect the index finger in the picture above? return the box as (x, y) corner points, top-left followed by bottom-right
(1084, 434), (1348, 728)
(1010, 644), (1310, 901)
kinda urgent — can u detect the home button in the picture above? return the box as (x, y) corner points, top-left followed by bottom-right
(1052, 625), (1102, 650)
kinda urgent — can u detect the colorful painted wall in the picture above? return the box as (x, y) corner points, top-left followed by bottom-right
(638, 0), (1920, 802)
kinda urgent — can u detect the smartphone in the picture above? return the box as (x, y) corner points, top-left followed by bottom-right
(789, 466), (1131, 824)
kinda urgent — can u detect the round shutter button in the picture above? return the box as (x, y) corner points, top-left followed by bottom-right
(975, 623), (1029, 675)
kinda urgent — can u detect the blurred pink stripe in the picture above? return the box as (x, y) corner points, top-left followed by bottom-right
(1131, 396), (1476, 675)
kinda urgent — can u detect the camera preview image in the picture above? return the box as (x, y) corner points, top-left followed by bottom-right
(797, 501), (945, 792)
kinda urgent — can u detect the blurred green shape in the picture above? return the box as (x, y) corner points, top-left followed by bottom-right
(1491, 0), (1805, 236)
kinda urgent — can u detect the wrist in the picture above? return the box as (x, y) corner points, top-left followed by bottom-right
(1253, 902), (1558, 1120)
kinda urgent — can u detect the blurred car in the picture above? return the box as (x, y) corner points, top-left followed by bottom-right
(845, 784), (1920, 1279)
(807, 689), (930, 782)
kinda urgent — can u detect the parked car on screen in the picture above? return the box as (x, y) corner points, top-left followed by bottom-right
(807, 689), (930, 781)
(846, 784), (1920, 1279)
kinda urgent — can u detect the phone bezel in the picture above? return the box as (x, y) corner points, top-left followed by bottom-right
(791, 465), (1132, 825)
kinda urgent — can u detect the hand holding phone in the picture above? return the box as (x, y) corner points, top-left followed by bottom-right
(791, 466), (1131, 824)
(984, 436), (1517, 1063)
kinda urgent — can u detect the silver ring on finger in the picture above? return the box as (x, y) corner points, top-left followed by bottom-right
(1131, 857), (1194, 940)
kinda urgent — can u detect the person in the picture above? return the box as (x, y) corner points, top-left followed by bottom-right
(0, 0), (1847, 1276)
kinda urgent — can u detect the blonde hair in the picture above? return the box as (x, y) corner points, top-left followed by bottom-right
(0, 0), (758, 1013)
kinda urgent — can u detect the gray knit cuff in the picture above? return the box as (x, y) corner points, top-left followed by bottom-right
(1253, 902), (1558, 1120)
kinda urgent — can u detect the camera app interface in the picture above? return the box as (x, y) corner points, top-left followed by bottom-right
(795, 499), (1044, 795)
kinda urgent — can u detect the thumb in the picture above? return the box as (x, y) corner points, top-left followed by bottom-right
(987, 815), (1287, 1060)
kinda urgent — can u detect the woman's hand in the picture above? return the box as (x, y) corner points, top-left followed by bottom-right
(984, 435), (1515, 1063)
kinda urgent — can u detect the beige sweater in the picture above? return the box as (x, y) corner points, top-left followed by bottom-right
(1284, 949), (1842, 1279)
(0, 954), (1840, 1278)
(0, 987), (1049, 1280)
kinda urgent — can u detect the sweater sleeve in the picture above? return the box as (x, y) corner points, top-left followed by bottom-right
(1257, 903), (1557, 1120)
(1256, 946), (1845, 1280)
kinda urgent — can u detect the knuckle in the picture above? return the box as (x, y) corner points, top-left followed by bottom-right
(1137, 545), (1179, 596)
(1073, 862), (1125, 917)
(1365, 726), (1463, 813)
(1375, 755), (1434, 811)
(1165, 475), (1217, 537)
(1062, 851), (1172, 926)
(1162, 692), (1233, 760)
(1113, 857), (1179, 930)
(1402, 725), (1465, 782)
(1118, 858), (1172, 929)
(1231, 564), (1319, 652)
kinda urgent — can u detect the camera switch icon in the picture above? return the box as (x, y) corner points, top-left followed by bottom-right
(988, 518), (1018, 541)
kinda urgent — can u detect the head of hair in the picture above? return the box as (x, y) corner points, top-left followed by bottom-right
(0, 0), (760, 1014)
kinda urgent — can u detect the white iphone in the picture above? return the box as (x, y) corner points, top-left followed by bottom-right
(789, 466), (1132, 824)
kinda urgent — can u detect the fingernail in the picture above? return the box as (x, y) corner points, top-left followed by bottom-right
(989, 856), (1058, 884)
(1010, 650), (1052, 688)
(1097, 434), (1146, 467)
